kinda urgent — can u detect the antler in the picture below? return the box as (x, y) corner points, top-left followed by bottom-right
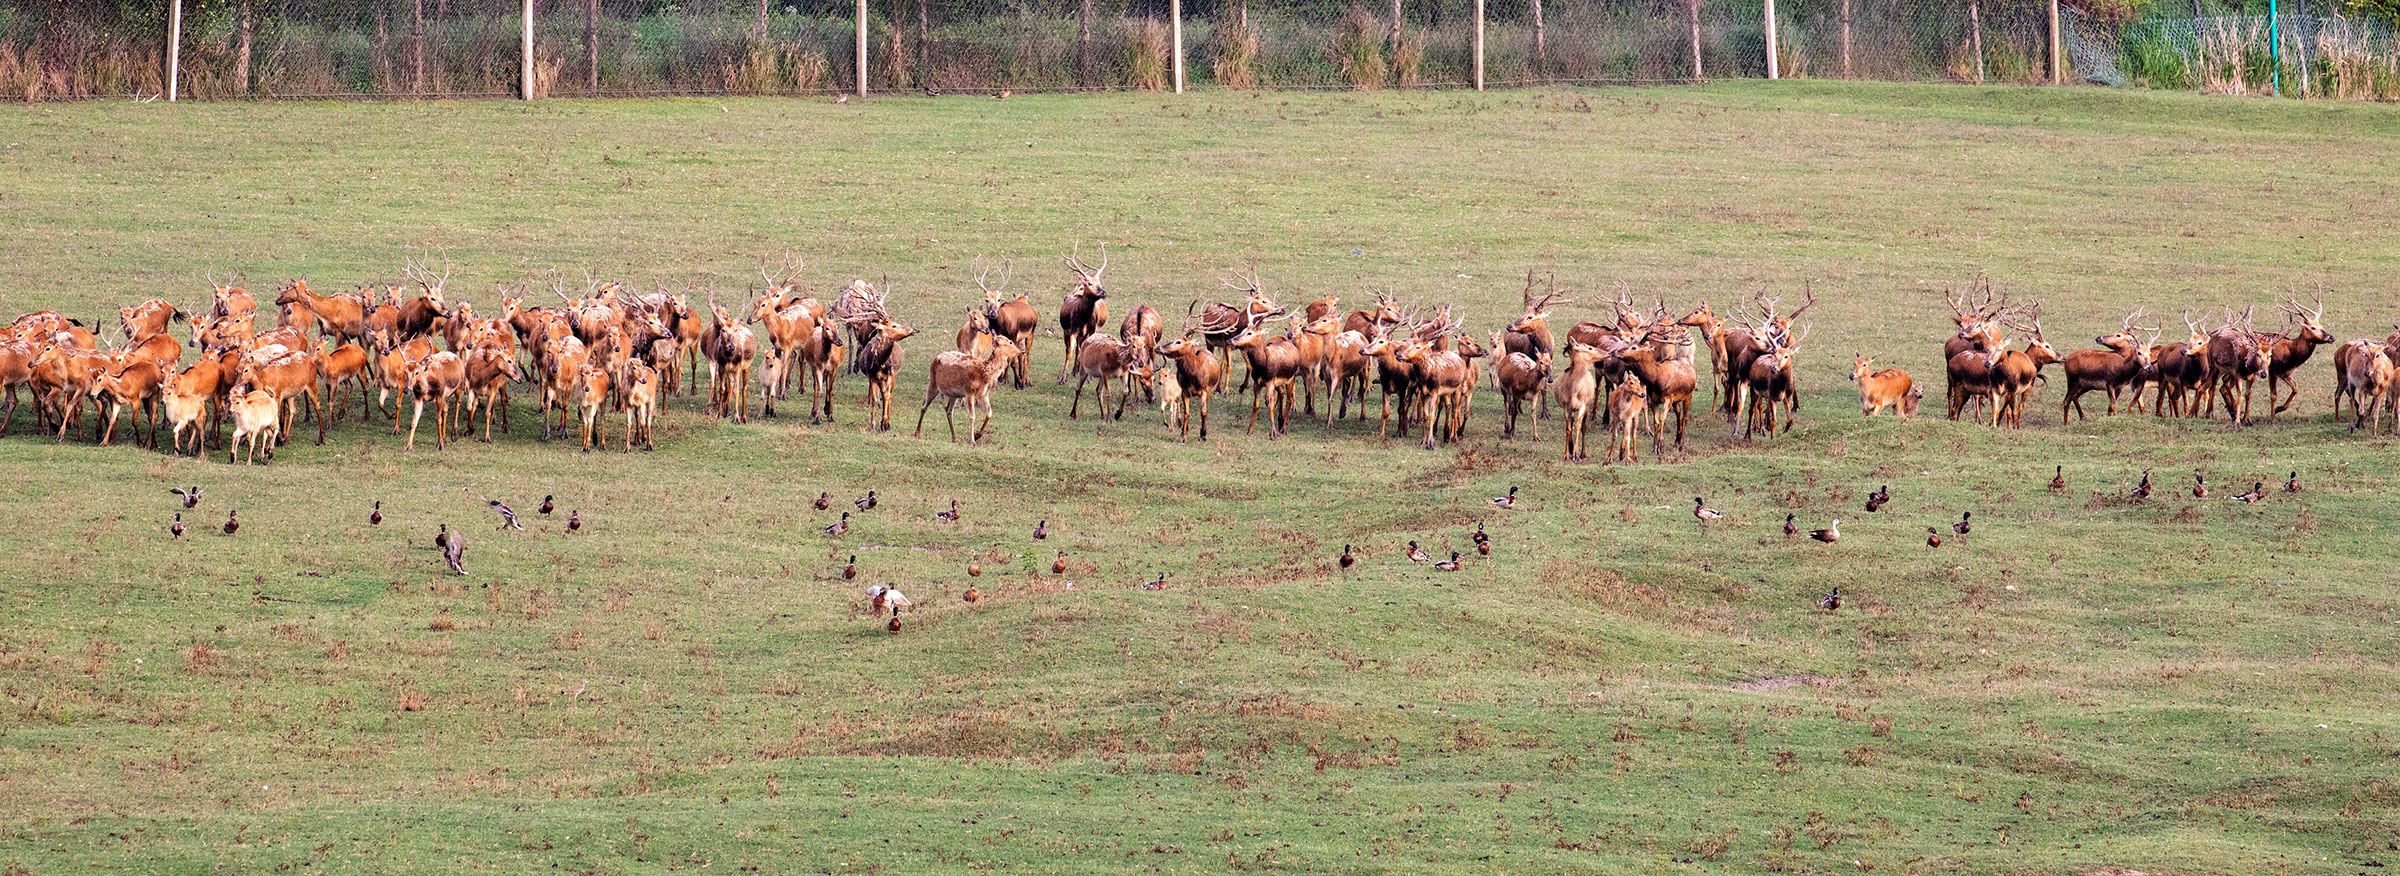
(1063, 241), (1108, 283)
(972, 256), (1013, 297)
(1784, 282), (1818, 321)
(1218, 261), (1263, 297)
(757, 250), (804, 288)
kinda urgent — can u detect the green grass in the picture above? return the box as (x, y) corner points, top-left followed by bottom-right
(4, 81), (2400, 874)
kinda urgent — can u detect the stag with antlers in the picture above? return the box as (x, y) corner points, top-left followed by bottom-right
(2264, 294), (2333, 418)
(2200, 305), (2271, 428)
(1056, 242), (1111, 385)
(2058, 309), (2158, 420)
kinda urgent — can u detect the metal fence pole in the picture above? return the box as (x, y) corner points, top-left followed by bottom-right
(857, 0), (869, 97)
(521, 0), (535, 98)
(2269, 0), (2281, 95)
(1171, 0), (1185, 93)
(166, 0), (182, 101)
(1764, 0), (1778, 79)
(1473, 0), (1484, 90)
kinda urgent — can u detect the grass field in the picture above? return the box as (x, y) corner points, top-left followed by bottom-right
(4, 82), (2400, 875)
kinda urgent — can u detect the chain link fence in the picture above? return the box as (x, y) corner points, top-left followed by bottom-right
(0, 0), (2393, 99)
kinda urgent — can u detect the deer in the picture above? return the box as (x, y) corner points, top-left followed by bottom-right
(855, 320), (914, 432)
(1552, 341), (1608, 461)
(750, 288), (820, 411)
(1990, 310), (2060, 429)
(2057, 309), (2158, 421)
(1606, 372), (1649, 463)
(400, 351), (466, 451)
(1200, 265), (1279, 389)
(1501, 273), (1572, 419)
(915, 328), (1020, 445)
(31, 342), (112, 442)
(0, 336), (37, 436)
(460, 345), (523, 442)
(226, 383), (280, 464)
(207, 273), (257, 323)
(118, 299), (186, 345)
(1851, 356), (1913, 417)
(1056, 243), (1110, 384)
(376, 335), (439, 431)
(1230, 322), (1306, 438)
(2264, 294), (2333, 418)
(2200, 305), (2272, 428)
(1676, 301), (1734, 410)
(275, 279), (368, 347)
(1286, 314), (1344, 421)
(1326, 328), (1376, 422)
(622, 359), (660, 451)
(2140, 310), (2213, 418)
(92, 358), (165, 448)
(800, 320), (845, 425)
(241, 344), (325, 446)
(1342, 290), (1402, 339)
(160, 381), (211, 457)
(1618, 322), (1698, 452)
(966, 258), (1037, 391)
(1067, 332), (1137, 421)
(1154, 330), (1224, 442)
(1119, 303), (1164, 395)
(397, 257), (453, 340)
(2334, 327), (2400, 421)
(1736, 323), (1806, 440)
(703, 297), (758, 424)
(316, 340), (374, 424)
(539, 334), (590, 441)
(1490, 332), (1550, 440)
(577, 366), (613, 452)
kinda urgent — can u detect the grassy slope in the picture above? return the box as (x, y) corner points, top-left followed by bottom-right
(2, 82), (2399, 875)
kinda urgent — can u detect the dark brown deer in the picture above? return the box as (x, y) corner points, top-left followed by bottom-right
(2058, 310), (2157, 420)
(974, 258), (1038, 390)
(2201, 305), (2271, 428)
(1067, 332), (1136, 421)
(1056, 242), (1110, 384)
(1490, 330), (1550, 440)
(1991, 310), (2060, 429)
(2264, 294), (2333, 418)
(1229, 322), (1305, 438)
(1736, 324), (1805, 440)
(2143, 310), (2213, 418)
(855, 320), (914, 432)
(1342, 290), (1402, 338)
(1618, 324), (1698, 452)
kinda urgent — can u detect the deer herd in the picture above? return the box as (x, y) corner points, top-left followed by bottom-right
(0, 253), (2390, 465)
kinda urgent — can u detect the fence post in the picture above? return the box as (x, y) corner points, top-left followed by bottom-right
(1764, 0), (1778, 79)
(2047, 0), (2061, 84)
(2269, 0), (2281, 95)
(856, 0), (868, 97)
(1970, 0), (1984, 84)
(1473, 0), (1485, 90)
(521, 0), (534, 98)
(166, 0), (181, 101)
(1171, 0), (1185, 93)
(1688, 0), (1702, 80)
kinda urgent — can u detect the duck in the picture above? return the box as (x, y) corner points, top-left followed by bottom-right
(2282, 471), (2301, 493)
(566, 510), (582, 534)
(2192, 473), (2207, 499)
(887, 613), (903, 634)
(1783, 513), (1798, 538)
(539, 495), (555, 515)
(963, 585), (982, 603)
(2234, 482), (2264, 505)
(1807, 519), (1839, 544)
(1951, 511), (1973, 536)
(2131, 469), (2153, 502)
(2049, 465), (2066, 492)
(1433, 552), (1463, 572)
(1142, 571), (1167, 591)
(1477, 540), (1491, 556)
(435, 523), (450, 549)
(968, 559), (982, 577)
(1818, 586), (1842, 614)
(935, 500), (960, 523)
(1339, 544), (1356, 569)
(855, 491), (878, 511)
(1489, 486), (1518, 510)
(1052, 551), (1068, 575)
(170, 486), (203, 509)
(488, 499), (524, 531)
(867, 584), (890, 612)
(1033, 520), (1049, 540)
(1472, 522), (1489, 545)
(1925, 527), (1942, 548)
(842, 555), (857, 580)
(170, 513), (185, 538)
(369, 500), (383, 526)
(1405, 540), (1430, 563)
(824, 511), (850, 537)
(813, 492), (832, 511)
(1864, 485), (1889, 513)
(1693, 497), (1724, 521)
(221, 509), (239, 536)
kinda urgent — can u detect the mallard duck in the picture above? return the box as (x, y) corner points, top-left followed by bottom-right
(1693, 497), (1724, 521)
(963, 586), (982, 603)
(1807, 519), (1839, 544)
(1864, 485), (1889, 513)
(813, 492), (832, 511)
(2282, 471), (2301, 493)
(539, 495), (555, 515)
(369, 501), (383, 526)
(2132, 469), (2153, 502)
(867, 584), (890, 612)
(170, 513), (185, 538)
(1489, 486), (1518, 510)
(2049, 466), (2066, 492)
(221, 509), (239, 536)
(566, 510), (582, 533)
(488, 499), (523, 531)
(1033, 520), (1048, 540)
(2234, 482), (2264, 505)
(1433, 552), (1462, 572)
(1783, 513), (1798, 538)
(968, 559), (983, 577)
(842, 555), (857, 580)
(1405, 540), (1430, 563)
(1339, 544), (1355, 569)
(935, 500), (960, 523)
(434, 523), (449, 549)
(1925, 527), (1942, 548)
(1951, 511), (1972, 536)
(1472, 522), (1489, 544)
(443, 529), (467, 576)
(1142, 572), (1167, 591)
(1818, 586), (1842, 614)
(855, 491), (878, 511)
(887, 613), (903, 634)
(1052, 551), (1067, 575)
(824, 511), (850, 537)
(2191, 474), (2207, 499)
(1477, 540), (1491, 556)
(170, 486), (203, 509)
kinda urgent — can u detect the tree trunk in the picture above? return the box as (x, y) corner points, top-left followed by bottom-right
(755, 0), (768, 35)
(412, 0), (426, 95)
(917, 0), (929, 88)
(1688, 0), (1702, 79)
(1389, 0), (1402, 52)
(1970, 0), (1984, 85)
(1077, 0), (1093, 88)
(1838, 0), (1851, 78)
(585, 0), (598, 91)
(235, 0), (253, 94)
(1531, 0), (1545, 70)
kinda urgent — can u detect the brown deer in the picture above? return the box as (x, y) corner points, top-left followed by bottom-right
(622, 359), (660, 451)
(403, 351), (466, 451)
(855, 320), (914, 432)
(2264, 294), (2333, 418)
(1067, 332), (1136, 421)
(316, 340), (374, 423)
(2057, 310), (2158, 421)
(1342, 290), (1402, 338)
(118, 299), (185, 345)
(2334, 327), (2400, 420)
(2343, 342), (2397, 435)
(1677, 301), (1732, 410)
(460, 345), (523, 442)
(577, 366), (612, 452)
(226, 383), (280, 464)
(1490, 332), (1550, 440)
(31, 342), (112, 441)
(970, 258), (1037, 390)
(1851, 356), (1914, 417)
(397, 258), (453, 340)
(1502, 273), (1571, 419)
(1326, 329), (1376, 421)
(704, 299), (758, 424)
(539, 334), (590, 441)
(2142, 311), (2213, 418)
(1200, 265), (1279, 388)
(1606, 372), (1649, 463)
(1119, 303), (1163, 392)
(1737, 324), (1806, 440)
(750, 289), (819, 410)
(376, 335), (439, 430)
(1230, 323), (1306, 438)
(0, 336), (34, 436)
(207, 273), (257, 323)
(1618, 324), (1698, 452)
(1154, 332), (1224, 441)
(92, 358), (165, 448)
(800, 320), (845, 425)
(240, 344), (324, 446)
(1552, 341), (1608, 461)
(2200, 305), (2271, 428)
(275, 280), (368, 347)
(1991, 311), (2060, 429)
(1056, 243), (1110, 384)
(915, 329), (1020, 445)
(160, 381), (210, 456)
